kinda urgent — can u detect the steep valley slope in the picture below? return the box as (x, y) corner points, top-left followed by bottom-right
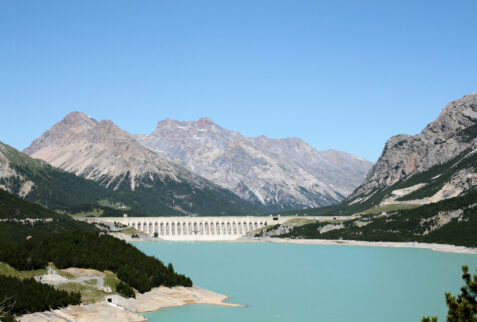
(275, 93), (477, 247)
(22, 112), (265, 216)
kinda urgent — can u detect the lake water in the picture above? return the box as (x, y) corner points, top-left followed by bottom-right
(133, 242), (477, 322)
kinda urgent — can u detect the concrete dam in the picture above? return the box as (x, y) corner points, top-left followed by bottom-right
(84, 215), (291, 241)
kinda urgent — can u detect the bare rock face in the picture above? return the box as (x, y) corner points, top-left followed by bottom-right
(350, 92), (477, 199)
(24, 113), (264, 216)
(24, 112), (98, 155)
(25, 112), (182, 191)
(135, 118), (372, 210)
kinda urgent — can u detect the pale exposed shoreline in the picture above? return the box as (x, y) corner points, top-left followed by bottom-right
(259, 237), (477, 255)
(128, 234), (477, 255)
(19, 286), (243, 322)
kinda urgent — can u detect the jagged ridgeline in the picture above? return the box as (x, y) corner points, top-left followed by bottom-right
(347, 93), (477, 209)
(276, 144), (477, 217)
(19, 112), (268, 216)
(0, 141), (262, 216)
(22, 112), (372, 214)
(135, 118), (372, 210)
(277, 93), (477, 217)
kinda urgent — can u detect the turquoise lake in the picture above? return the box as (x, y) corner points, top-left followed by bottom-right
(133, 242), (477, 322)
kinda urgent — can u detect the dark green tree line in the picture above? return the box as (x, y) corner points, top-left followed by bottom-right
(0, 275), (80, 316)
(116, 281), (135, 298)
(0, 231), (192, 293)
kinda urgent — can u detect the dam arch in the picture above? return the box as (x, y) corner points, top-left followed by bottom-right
(85, 215), (286, 241)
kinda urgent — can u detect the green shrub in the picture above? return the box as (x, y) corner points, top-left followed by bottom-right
(116, 281), (135, 298)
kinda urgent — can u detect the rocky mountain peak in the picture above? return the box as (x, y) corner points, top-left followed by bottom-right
(421, 93), (477, 140)
(197, 117), (215, 128)
(83, 120), (143, 150)
(154, 118), (224, 134)
(62, 111), (96, 125)
(24, 113), (182, 191)
(136, 118), (373, 210)
(350, 92), (477, 199)
(24, 111), (97, 155)
(155, 118), (180, 130)
(95, 120), (127, 137)
(383, 134), (413, 151)
(20, 114), (264, 216)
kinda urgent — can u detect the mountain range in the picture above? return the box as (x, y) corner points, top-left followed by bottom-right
(19, 112), (267, 216)
(8, 112), (371, 215)
(135, 118), (372, 210)
(2, 92), (476, 246)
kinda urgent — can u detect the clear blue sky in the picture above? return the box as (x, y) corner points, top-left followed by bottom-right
(1, 0), (476, 162)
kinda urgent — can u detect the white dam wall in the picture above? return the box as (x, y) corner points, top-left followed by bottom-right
(83, 215), (290, 241)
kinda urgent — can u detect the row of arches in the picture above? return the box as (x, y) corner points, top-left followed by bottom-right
(127, 220), (268, 236)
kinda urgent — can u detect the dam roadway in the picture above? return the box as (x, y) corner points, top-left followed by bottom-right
(82, 215), (294, 241)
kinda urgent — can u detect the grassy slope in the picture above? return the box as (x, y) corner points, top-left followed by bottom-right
(55, 282), (105, 304)
(0, 262), (46, 278)
(0, 258), (123, 304)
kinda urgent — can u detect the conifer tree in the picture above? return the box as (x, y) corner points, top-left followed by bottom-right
(423, 265), (477, 322)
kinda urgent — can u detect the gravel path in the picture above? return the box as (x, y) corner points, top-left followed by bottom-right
(36, 268), (106, 290)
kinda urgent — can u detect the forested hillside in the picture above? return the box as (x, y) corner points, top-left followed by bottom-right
(1, 140), (264, 216)
(0, 188), (97, 244)
(0, 275), (81, 320)
(0, 231), (192, 293)
(0, 141), (120, 211)
(281, 189), (477, 247)
(0, 189), (194, 320)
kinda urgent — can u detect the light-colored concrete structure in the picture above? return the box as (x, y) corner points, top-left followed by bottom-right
(83, 215), (289, 241)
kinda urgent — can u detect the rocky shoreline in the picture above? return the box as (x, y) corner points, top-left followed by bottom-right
(19, 286), (243, 322)
(118, 233), (477, 255)
(261, 237), (477, 254)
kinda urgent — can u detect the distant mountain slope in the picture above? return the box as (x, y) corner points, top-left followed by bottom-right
(24, 112), (265, 216)
(135, 118), (372, 211)
(0, 140), (118, 210)
(1, 140), (169, 216)
(345, 92), (477, 210)
(281, 189), (477, 248)
(0, 188), (96, 244)
(272, 93), (477, 247)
